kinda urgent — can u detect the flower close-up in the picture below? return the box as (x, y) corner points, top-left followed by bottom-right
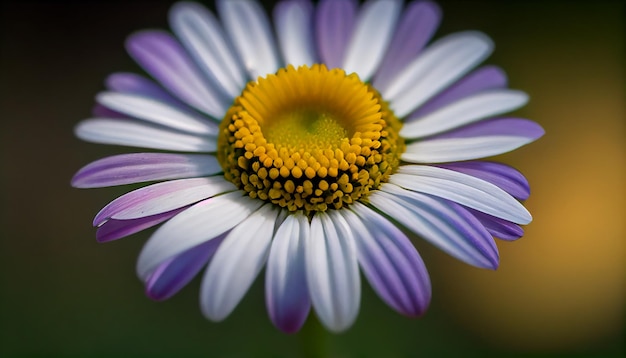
(72, 0), (544, 333)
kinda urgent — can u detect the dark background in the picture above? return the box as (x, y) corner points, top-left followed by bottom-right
(1, 0), (623, 356)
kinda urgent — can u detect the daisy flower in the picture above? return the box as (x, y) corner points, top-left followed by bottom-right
(73, 0), (544, 333)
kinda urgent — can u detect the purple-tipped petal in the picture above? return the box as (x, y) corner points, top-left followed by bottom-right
(266, 213), (311, 333)
(434, 117), (545, 140)
(94, 177), (236, 226)
(391, 165), (531, 224)
(96, 208), (185, 243)
(468, 208), (524, 241)
(371, 185), (499, 270)
(402, 118), (545, 163)
(409, 65), (508, 119)
(145, 234), (225, 301)
(436, 161), (530, 200)
(315, 0), (357, 69)
(72, 153), (221, 188)
(126, 30), (228, 118)
(373, 0), (441, 92)
(345, 203), (431, 317)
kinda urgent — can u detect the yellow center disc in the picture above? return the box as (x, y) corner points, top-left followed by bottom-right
(217, 64), (404, 213)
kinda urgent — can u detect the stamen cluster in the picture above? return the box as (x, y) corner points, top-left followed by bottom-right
(217, 65), (404, 213)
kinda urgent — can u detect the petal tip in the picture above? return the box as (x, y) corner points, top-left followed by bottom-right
(95, 228), (121, 243)
(463, 30), (494, 49)
(533, 123), (546, 140)
(125, 29), (168, 53)
(168, 1), (208, 26)
(70, 174), (81, 188)
(145, 287), (169, 302)
(273, 316), (307, 334)
(521, 210), (533, 225)
(70, 169), (90, 189)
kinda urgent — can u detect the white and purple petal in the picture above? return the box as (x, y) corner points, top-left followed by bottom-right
(402, 118), (545, 163)
(400, 90), (528, 139)
(344, 202), (431, 317)
(96, 208), (186, 243)
(136, 192), (263, 281)
(274, 0), (316, 67)
(306, 211), (360, 332)
(409, 65), (508, 118)
(94, 177), (236, 226)
(370, 185), (499, 269)
(169, 2), (246, 98)
(436, 161), (530, 200)
(74, 118), (216, 152)
(266, 212), (311, 333)
(384, 31), (494, 117)
(391, 165), (532, 224)
(201, 204), (278, 321)
(469, 208), (524, 241)
(373, 0), (441, 92)
(72, 153), (221, 188)
(342, 0), (401, 81)
(145, 235), (225, 301)
(126, 30), (228, 118)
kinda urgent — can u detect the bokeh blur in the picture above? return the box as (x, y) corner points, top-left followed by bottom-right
(1, 0), (623, 356)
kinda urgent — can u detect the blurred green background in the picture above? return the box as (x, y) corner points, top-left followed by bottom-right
(1, 0), (623, 356)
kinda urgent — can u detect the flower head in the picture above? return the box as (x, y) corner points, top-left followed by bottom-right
(73, 0), (544, 333)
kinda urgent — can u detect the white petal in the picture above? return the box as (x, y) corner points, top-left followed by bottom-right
(401, 90), (528, 138)
(384, 31), (493, 117)
(218, 0), (280, 79)
(136, 192), (263, 280)
(402, 135), (537, 163)
(200, 204), (277, 321)
(390, 165), (531, 224)
(306, 211), (360, 332)
(169, 2), (246, 98)
(369, 186), (498, 269)
(265, 212), (311, 333)
(342, 0), (401, 81)
(274, 0), (316, 67)
(75, 118), (216, 152)
(97, 92), (219, 135)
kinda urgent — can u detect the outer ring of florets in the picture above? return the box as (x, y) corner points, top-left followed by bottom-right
(217, 65), (404, 214)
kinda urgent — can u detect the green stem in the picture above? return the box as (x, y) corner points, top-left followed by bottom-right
(298, 314), (328, 358)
